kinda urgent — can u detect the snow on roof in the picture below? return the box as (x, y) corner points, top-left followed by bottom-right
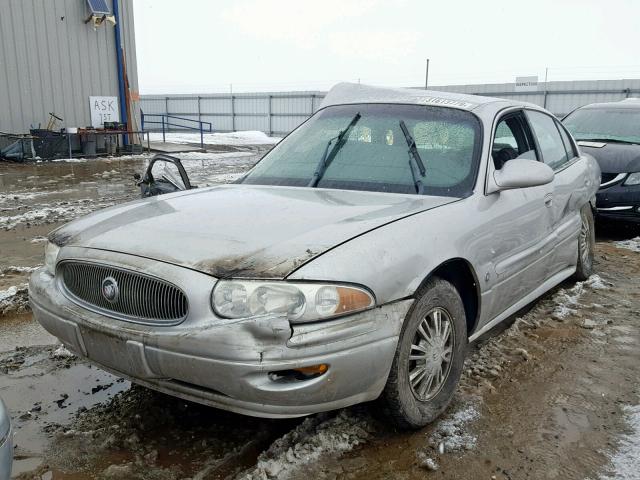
(320, 82), (507, 112)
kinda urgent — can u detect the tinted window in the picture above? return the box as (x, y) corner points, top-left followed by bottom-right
(563, 107), (640, 144)
(526, 110), (569, 169)
(241, 103), (482, 197)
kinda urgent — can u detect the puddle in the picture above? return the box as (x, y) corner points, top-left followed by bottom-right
(0, 313), (56, 352)
(0, 347), (130, 476)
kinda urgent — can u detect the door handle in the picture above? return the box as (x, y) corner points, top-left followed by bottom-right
(544, 194), (553, 207)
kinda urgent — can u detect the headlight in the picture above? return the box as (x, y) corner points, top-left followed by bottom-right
(623, 172), (640, 186)
(212, 280), (375, 323)
(44, 241), (60, 276)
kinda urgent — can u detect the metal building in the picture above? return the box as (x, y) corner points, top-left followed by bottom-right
(0, 0), (139, 135)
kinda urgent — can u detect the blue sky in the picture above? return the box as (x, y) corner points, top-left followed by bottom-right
(133, 0), (640, 94)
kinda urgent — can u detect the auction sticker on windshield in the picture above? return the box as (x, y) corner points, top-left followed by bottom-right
(418, 96), (477, 110)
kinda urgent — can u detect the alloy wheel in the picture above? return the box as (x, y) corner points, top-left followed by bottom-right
(579, 213), (592, 267)
(408, 307), (455, 401)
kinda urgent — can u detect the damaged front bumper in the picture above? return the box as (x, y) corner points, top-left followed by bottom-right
(29, 248), (412, 418)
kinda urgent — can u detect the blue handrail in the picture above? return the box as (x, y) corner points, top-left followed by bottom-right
(141, 112), (213, 150)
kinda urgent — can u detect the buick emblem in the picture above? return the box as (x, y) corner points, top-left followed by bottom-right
(101, 276), (119, 303)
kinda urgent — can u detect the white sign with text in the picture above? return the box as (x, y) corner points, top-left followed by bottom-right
(89, 96), (119, 127)
(514, 76), (539, 92)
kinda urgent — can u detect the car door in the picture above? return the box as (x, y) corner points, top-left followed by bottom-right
(481, 110), (556, 321)
(525, 110), (590, 277)
(137, 154), (194, 198)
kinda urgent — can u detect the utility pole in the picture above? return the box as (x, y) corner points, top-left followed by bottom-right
(425, 59), (430, 90)
(543, 67), (549, 108)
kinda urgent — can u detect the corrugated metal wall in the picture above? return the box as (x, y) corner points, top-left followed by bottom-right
(140, 92), (325, 136)
(432, 78), (640, 117)
(0, 0), (138, 134)
(140, 79), (640, 136)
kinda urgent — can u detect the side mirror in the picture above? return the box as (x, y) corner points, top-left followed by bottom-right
(493, 159), (554, 191)
(133, 173), (141, 181)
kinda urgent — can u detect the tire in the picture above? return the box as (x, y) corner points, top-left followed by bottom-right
(381, 278), (467, 429)
(574, 204), (595, 281)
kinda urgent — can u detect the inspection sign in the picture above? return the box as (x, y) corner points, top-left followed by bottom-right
(514, 76), (539, 92)
(89, 96), (119, 127)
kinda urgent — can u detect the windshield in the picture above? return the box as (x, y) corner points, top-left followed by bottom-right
(563, 107), (640, 144)
(240, 103), (482, 197)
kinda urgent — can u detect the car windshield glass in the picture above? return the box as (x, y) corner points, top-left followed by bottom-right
(563, 107), (640, 144)
(240, 103), (482, 197)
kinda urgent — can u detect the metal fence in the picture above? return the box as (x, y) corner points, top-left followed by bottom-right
(140, 79), (640, 136)
(432, 78), (640, 118)
(139, 92), (326, 136)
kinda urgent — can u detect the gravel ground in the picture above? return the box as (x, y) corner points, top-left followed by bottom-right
(0, 147), (639, 480)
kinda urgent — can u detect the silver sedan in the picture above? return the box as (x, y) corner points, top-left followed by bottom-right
(29, 83), (600, 428)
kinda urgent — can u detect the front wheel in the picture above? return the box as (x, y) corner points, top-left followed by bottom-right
(574, 204), (595, 280)
(381, 278), (467, 429)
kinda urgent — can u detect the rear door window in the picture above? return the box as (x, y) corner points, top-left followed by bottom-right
(555, 119), (577, 160)
(526, 110), (569, 170)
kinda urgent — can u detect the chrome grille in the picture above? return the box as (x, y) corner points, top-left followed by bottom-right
(59, 261), (188, 325)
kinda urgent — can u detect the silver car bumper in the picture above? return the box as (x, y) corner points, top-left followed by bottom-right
(29, 249), (412, 418)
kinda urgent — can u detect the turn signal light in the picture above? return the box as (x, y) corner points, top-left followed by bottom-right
(293, 364), (328, 376)
(269, 364), (329, 382)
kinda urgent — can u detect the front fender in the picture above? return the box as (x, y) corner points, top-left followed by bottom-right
(287, 201), (483, 306)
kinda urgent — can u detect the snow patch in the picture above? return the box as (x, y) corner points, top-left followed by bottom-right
(614, 237), (640, 253)
(551, 283), (583, 320)
(428, 404), (480, 453)
(584, 274), (611, 290)
(149, 131), (280, 146)
(600, 404), (640, 480)
(178, 151), (254, 161)
(551, 274), (610, 320)
(237, 410), (373, 480)
(0, 191), (48, 203)
(0, 283), (29, 315)
(0, 286), (19, 302)
(206, 172), (245, 184)
(0, 202), (110, 230)
(52, 157), (88, 163)
(0, 265), (40, 276)
(52, 345), (75, 359)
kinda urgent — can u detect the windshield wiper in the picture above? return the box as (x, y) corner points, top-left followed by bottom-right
(308, 113), (361, 187)
(399, 120), (426, 194)
(577, 137), (639, 145)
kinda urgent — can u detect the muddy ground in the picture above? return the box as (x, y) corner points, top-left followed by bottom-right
(1, 146), (639, 479)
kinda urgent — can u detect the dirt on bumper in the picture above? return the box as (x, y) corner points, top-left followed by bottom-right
(29, 264), (412, 418)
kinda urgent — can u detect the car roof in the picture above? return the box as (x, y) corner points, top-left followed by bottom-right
(576, 98), (640, 110)
(320, 82), (540, 116)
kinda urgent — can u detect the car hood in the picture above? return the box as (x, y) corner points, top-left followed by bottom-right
(51, 184), (457, 279)
(578, 141), (640, 173)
